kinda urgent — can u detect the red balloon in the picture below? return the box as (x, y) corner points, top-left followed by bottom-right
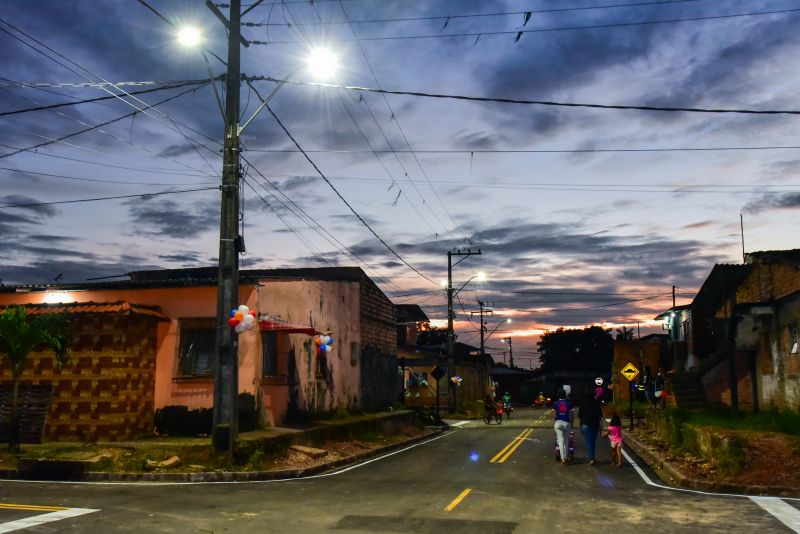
(249, 310), (257, 317)
(228, 318), (240, 327)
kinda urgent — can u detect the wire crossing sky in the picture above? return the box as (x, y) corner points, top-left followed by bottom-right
(1, 0), (799, 361)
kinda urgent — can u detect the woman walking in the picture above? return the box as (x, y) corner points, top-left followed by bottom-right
(552, 390), (574, 465)
(578, 391), (603, 465)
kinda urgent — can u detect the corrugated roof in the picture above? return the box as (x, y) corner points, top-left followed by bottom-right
(395, 304), (429, 323)
(8, 301), (168, 320)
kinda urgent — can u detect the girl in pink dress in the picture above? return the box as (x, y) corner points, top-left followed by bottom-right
(606, 414), (623, 466)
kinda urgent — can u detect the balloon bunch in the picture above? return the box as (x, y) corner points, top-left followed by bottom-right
(451, 376), (463, 387)
(314, 334), (335, 355)
(228, 304), (257, 334)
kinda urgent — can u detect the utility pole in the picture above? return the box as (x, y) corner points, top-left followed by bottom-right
(446, 248), (481, 413)
(211, 0), (246, 455)
(470, 300), (493, 395)
(672, 284), (678, 371)
(503, 336), (514, 368)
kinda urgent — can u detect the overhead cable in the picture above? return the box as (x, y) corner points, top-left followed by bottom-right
(248, 77), (800, 115)
(0, 187), (218, 209)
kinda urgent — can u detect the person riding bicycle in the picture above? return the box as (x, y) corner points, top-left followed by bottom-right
(484, 391), (498, 417)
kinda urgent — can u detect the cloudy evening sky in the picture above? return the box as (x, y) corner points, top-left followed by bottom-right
(1, 0), (799, 364)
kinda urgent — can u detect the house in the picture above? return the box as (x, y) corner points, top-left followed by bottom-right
(0, 266), (398, 441)
(655, 250), (800, 411)
(394, 304), (490, 412)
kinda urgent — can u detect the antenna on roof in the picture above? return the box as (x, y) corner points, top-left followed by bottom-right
(85, 273), (130, 281)
(54, 273), (63, 283)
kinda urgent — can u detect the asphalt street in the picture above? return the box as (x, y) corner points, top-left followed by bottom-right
(1, 408), (798, 533)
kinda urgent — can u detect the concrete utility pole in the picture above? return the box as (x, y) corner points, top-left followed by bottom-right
(672, 284), (678, 371)
(503, 336), (513, 368)
(211, 0), (246, 455)
(446, 248), (481, 413)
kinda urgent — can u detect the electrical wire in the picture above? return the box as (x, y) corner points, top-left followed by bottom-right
(0, 80), (211, 116)
(0, 166), (217, 186)
(257, 7), (800, 44)
(248, 77), (800, 115)
(262, 101), (439, 286)
(246, 0), (712, 26)
(246, 145), (800, 154)
(0, 186), (218, 209)
(336, 0), (467, 245)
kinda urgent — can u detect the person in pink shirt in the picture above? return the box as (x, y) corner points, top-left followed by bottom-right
(605, 414), (624, 466)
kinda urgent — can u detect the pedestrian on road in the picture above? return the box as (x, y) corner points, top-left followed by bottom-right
(578, 391), (603, 465)
(552, 389), (574, 465)
(604, 414), (624, 466)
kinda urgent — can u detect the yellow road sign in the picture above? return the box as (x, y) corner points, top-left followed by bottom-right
(620, 362), (640, 382)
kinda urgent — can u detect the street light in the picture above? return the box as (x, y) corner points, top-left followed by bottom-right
(176, 26), (203, 47)
(306, 47), (338, 80)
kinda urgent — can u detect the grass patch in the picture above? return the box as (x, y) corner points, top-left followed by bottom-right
(682, 408), (800, 435)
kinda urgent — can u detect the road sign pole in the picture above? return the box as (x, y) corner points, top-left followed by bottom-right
(629, 382), (634, 431)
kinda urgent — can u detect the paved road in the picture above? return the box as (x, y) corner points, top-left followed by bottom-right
(1, 409), (799, 533)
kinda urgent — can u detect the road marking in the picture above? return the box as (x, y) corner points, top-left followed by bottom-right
(0, 504), (66, 512)
(497, 429), (533, 463)
(449, 420), (470, 428)
(0, 507), (98, 533)
(490, 428), (533, 463)
(622, 448), (800, 501)
(490, 429), (529, 463)
(443, 488), (472, 512)
(750, 496), (800, 532)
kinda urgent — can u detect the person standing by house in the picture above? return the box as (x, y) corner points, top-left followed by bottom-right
(653, 369), (666, 409)
(578, 391), (603, 465)
(552, 390), (574, 465)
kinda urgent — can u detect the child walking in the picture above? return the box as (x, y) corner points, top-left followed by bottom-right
(606, 414), (624, 466)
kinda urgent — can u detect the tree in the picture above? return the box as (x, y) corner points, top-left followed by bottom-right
(537, 326), (613, 375)
(416, 325), (451, 349)
(0, 306), (71, 449)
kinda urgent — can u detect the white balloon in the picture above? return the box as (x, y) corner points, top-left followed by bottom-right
(235, 323), (245, 333)
(243, 314), (255, 324)
(238, 304), (249, 313)
(323, 335), (331, 345)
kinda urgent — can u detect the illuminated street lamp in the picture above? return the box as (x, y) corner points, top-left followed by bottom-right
(176, 26), (202, 47)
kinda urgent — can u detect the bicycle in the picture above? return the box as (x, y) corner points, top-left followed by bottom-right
(483, 402), (503, 425)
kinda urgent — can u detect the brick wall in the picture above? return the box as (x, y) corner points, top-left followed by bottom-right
(358, 274), (398, 411)
(0, 314), (158, 441)
(738, 262), (800, 303)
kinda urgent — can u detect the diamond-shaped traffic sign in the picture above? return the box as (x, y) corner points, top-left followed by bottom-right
(620, 362), (640, 382)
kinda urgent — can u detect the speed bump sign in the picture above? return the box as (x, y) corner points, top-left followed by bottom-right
(620, 363), (640, 382)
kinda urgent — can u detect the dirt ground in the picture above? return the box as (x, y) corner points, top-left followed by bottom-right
(632, 424), (800, 489)
(0, 426), (430, 474)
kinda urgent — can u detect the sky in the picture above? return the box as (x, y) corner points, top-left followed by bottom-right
(1, 0), (799, 367)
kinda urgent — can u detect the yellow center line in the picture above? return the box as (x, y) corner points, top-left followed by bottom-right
(489, 428), (529, 463)
(0, 503), (67, 512)
(497, 428), (533, 463)
(443, 488), (472, 512)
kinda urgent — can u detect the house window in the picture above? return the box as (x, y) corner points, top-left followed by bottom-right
(262, 332), (278, 376)
(791, 327), (798, 355)
(177, 318), (216, 377)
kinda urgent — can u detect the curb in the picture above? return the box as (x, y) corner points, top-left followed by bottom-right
(624, 431), (800, 498)
(0, 428), (446, 484)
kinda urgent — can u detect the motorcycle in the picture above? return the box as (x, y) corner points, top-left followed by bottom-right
(503, 402), (512, 419)
(533, 396), (552, 408)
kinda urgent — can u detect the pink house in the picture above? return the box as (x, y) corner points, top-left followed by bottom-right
(0, 266), (398, 440)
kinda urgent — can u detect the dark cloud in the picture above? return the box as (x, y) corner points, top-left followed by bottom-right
(125, 198), (218, 238)
(0, 195), (58, 217)
(744, 192), (800, 214)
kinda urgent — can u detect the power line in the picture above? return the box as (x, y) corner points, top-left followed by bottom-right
(246, 0), (712, 26)
(256, 7), (800, 44)
(0, 186), (218, 209)
(248, 77), (800, 115)
(262, 101), (439, 286)
(247, 145), (800, 154)
(0, 166), (216, 187)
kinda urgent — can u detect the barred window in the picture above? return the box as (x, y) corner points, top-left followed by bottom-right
(177, 318), (216, 377)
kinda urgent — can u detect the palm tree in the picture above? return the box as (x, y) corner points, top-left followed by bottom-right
(0, 306), (71, 449)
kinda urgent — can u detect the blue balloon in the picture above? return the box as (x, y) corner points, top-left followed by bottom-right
(231, 309), (237, 317)
(327, 337), (334, 345)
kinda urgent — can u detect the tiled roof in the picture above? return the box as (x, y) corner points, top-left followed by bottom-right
(10, 301), (168, 320)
